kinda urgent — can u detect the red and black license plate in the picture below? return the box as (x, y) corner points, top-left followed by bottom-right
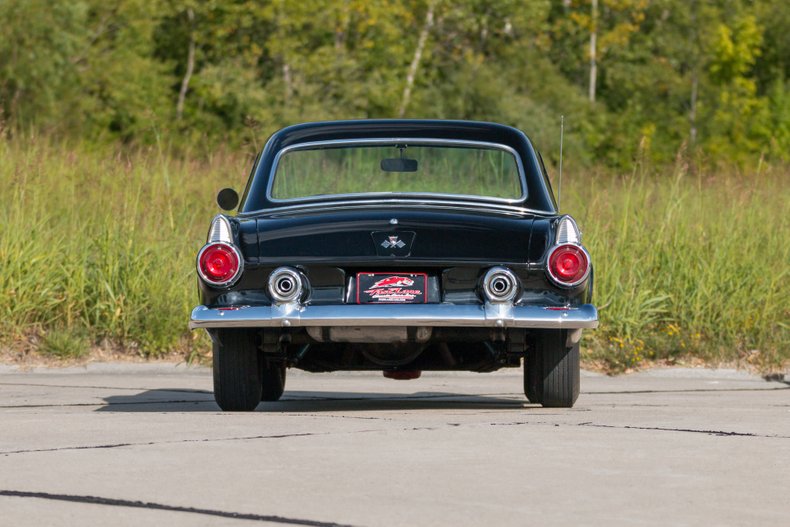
(356, 272), (427, 304)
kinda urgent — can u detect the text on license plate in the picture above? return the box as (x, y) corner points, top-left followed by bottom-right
(356, 273), (427, 304)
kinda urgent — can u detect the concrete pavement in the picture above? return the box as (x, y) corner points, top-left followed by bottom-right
(1, 364), (788, 526)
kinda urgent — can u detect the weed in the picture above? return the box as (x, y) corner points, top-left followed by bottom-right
(39, 329), (89, 360)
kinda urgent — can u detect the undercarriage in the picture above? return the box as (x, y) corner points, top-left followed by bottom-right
(216, 326), (532, 373)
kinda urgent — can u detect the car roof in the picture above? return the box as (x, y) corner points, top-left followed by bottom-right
(269, 119), (532, 151)
(240, 119), (557, 214)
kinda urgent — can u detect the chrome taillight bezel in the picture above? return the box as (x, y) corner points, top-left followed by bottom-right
(197, 215), (244, 287)
(197, 241), (244, 287)
(545, 243), (591, 288)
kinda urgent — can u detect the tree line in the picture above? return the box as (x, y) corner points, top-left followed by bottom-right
(1, 0), (787, 167)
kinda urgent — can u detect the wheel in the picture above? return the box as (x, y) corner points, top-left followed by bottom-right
(261, 360), (286, 401)
(213, 329), (262, 411)
(523, 330), (580, 408)
(524, 344), (542, 404)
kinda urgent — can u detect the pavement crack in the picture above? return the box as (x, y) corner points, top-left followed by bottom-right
(278, 413), (393, 421)
(0, 489), (356, 526)
(585, 386), (790, 395)
(0, 399), (214, 409)
(576, 422), (790, 439)
(0, 382), (210, 393)
(0, 431), (326, 456)
(0, 422), (514, 456)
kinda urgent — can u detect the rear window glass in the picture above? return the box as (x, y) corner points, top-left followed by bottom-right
(270, 143), (523, 201)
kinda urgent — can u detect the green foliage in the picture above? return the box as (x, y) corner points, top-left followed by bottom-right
(79, 0), (174, 142)
(0, 0), (86, 128)
(0, 139), (787, 371)
(1, 0), (787, 165)
(705, 14), (771, 161)
(566, 161), (790, 371)
(0, 1), (788, 368)
(0, 138), (243, 356)
(40, 329), (89, 360)
(766, 78), (790, 160)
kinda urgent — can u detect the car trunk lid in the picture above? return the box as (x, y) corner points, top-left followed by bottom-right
(253, 206), (540, 263)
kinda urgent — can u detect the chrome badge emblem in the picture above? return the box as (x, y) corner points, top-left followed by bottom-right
(381, 235), (406, 249)
(372, 230), (415, 257)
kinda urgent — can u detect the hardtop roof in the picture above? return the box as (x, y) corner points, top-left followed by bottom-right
(268, 119), (532, 151)
(240, 119), (557, 214)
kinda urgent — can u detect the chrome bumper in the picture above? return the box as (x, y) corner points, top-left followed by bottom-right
(189, 303), (598, 330)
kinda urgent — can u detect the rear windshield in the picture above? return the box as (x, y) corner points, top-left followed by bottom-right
(270, 143), (523, 201)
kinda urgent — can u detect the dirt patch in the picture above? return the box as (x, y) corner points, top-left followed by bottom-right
(0, 344), (206, 371)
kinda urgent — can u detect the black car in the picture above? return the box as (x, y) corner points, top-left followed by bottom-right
(190, 120), (598, 411)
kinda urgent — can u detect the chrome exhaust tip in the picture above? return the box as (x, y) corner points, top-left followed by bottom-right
(482, 267), (519, 303)
(268, 267), (304, 303)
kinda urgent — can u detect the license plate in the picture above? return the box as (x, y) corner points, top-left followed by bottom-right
(356, 273), (427, 304)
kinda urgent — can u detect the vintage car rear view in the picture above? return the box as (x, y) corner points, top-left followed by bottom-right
(189, 120), (598, 411)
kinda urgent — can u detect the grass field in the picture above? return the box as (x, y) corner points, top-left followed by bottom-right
(565, 159), (789, 370)
(1, 138), (787, 371)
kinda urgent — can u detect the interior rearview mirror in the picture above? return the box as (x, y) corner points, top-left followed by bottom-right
(381, 158), (418, 172)
(216, 188), (239, 211)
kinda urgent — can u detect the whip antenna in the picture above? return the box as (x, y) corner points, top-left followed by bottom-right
(558, 115), (564, 212)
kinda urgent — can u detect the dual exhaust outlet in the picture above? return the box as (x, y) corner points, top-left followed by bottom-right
(482, 266), (519, 303)
(268, 266), (520, 305)
(268, 267), (305, 303)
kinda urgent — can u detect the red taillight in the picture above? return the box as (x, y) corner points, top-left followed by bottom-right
(547, 244), (589, 286)
(198, 243), (241, 285)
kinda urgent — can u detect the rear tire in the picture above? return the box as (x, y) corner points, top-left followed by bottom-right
(523, 330), (580, 408)
(213, 329), (262, 411)
(261, 361), (286, 401)
(524, 345), (542, 404)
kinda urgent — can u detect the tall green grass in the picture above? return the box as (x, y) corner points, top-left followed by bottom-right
(0, 137), (250, 358)
(566, 159), (789, 370)
(0, 138), (787, 370)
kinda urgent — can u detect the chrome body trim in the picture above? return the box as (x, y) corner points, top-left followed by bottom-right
(266, 138), (528, 205)
(189, 303), (599, 330)
(238, 198), (553, 218)
(555, 215), (582, 244)
(207, 215), (234, 244)
(566, 328), (583, 347)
